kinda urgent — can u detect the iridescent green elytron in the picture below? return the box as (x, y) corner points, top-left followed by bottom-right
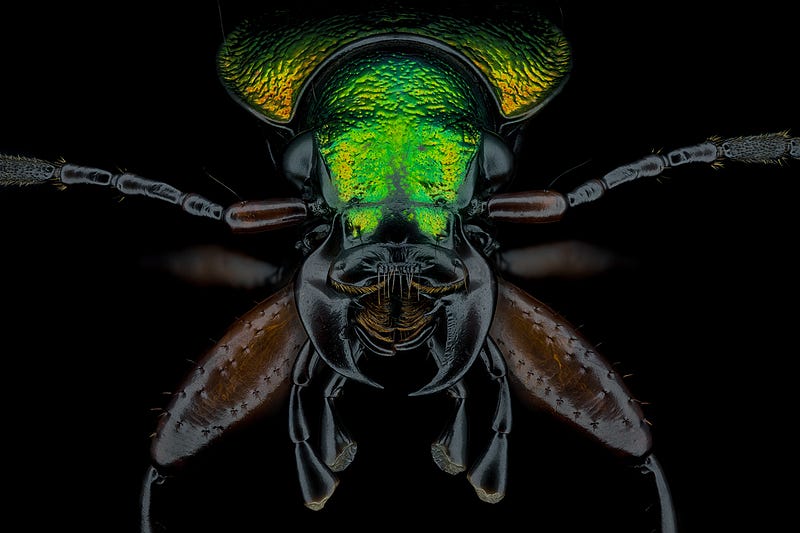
(310, 52), (483, 238)
(218, 8), (570, 124)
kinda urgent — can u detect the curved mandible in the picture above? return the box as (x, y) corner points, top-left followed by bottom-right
(411, 218), (497, 396)
(294, 217), (381, 389)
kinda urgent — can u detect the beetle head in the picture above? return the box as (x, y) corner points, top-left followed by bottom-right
(287, 48), (511, 393)
(295, 213), (496, 395)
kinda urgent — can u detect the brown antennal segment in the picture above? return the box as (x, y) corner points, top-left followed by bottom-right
(224, 198), (307, 233)
(486, 190), (567, 223)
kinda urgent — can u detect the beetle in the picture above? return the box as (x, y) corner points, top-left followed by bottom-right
(0, 1), (796, 532)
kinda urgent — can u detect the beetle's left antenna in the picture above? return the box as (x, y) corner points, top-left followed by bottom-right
(0, 155), (58, 186)
(0, 154), (309, 232)
(0, 154), (225, 219)
(216, 0), (226, 44)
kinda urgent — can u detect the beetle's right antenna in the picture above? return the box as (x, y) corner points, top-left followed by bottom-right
(478, 132), (798, 224)
(566, 132), (798, 208)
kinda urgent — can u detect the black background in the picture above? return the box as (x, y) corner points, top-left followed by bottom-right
(1, 1), (797, 531)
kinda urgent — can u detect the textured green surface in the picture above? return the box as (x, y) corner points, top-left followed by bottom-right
(312, 52), (481, 238)
(218, 7), (570, 124)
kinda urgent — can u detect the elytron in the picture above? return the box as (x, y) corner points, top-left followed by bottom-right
(1, 3), (796, 532)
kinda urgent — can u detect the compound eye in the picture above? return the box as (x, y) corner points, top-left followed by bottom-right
(282, 131), (315, 191)
(480, 132), (514, 196)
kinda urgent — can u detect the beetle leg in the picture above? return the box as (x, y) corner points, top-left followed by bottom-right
(320, 368), (358, 472)
(640, 454), (678, 533)
(141, 244), (285, 289)
(466, 338), (512, 504)
(486, 278), (683, 525)
(150, 283), (305, 464)
(289, 340), (339, 510)
(431, 381), (468, 475)
(497, 240), (633, 279)
(489, 278), (651, 455)
(143, 283), (306, 531)
(140, 466), (165, 533)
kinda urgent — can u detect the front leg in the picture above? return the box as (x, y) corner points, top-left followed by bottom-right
(431, 381), (468, 475)
(142, 284), (307, 532)
(289, 341), (339, 510)
(467, 338), (512, 504)
(320, 368), (358, 472)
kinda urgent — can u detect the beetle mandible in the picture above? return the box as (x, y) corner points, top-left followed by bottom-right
(1, 3), (797, 532)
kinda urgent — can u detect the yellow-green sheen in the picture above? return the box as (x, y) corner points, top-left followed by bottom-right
(218, 7), (570, 124)
(311, 53), (482, 238)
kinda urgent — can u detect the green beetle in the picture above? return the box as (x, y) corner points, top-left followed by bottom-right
(1, 3), (796, 532)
